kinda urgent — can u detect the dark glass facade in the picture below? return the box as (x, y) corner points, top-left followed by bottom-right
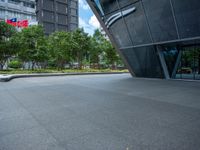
(87, 0), (200, 79)
(36, 0), (78, 35)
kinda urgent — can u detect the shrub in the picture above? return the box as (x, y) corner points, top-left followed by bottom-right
(8, 60), (22, 69)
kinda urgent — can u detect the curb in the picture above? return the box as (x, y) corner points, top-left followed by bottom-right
(0, 72), (129, 82)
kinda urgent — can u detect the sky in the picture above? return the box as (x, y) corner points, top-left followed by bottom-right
(79, 0), (100, 35)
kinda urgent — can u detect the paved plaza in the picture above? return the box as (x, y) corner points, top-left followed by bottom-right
(0, 74), (200, 150)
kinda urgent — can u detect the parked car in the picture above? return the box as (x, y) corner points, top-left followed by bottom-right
(177, 67), (192, 74)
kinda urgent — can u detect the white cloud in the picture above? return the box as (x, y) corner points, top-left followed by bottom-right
(79, 17), (93, 35)
(79, 16), (100, 35)
(89, 15), (100, 29)
(79, 0), (90, 10)
(79, 17), (89, 28)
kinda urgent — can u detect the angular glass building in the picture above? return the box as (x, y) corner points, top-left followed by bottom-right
(87, 0), (200, 80)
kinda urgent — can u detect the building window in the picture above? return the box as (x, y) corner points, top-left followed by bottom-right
(0, 9), (5, 16)
(23, 2), (35, 8)
(8, 0), (20, 4)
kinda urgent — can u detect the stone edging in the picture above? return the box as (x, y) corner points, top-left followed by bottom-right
(0, 72), (129, 82)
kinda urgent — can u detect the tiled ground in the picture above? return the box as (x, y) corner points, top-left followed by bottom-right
(0, 74), (200, 150)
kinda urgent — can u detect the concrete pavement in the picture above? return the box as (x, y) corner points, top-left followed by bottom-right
(0, 74), (200, 150)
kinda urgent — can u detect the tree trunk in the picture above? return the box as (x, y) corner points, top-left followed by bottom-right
(28, 62), (31, 70)
(23, 62), (25, 70)
(32, 61), (35, 70)
(112, 63), (116, 70)
(97, 63), (100, 69)
(0, 63), (3, 70)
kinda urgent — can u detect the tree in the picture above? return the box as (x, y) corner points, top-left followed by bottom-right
(17, 25), (48, 69)
(89, 29), (105, 69)
(0, 21), (16, 70)
(72, 28), (90, 69)
(90, 29), (122, 69)
(48, 31), (75, 70)
(104, 40), (120, 69)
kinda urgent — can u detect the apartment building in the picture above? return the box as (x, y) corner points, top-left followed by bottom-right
(0, 0), (36, 24)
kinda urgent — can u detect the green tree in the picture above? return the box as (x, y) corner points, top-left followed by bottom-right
(48, 31), (75, 70)
(17, 25), (48, 69)
(89, 29), (123, 69)
(0, 21), (16, 70)
(104, 40), (120, 69)
(72, 28), (90, 69)
(89, 29), (105, 69)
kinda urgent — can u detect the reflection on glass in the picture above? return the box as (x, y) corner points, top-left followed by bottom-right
(143, 0), (178, 42)
(100, 0), (118, 15)
(194, 48), (200, 80)
(176, 45), (200, 80)
(172, 0), (200, 38)
(163, 47), (178, 77)
(122, 46), (164, 78)
(94, 0), (104, 16)
(124, 2), (152, 46)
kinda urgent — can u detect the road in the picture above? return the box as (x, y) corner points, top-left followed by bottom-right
(0, 74), (200, 150)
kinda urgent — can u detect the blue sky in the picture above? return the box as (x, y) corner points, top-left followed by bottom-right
(79, 0), (100, 35)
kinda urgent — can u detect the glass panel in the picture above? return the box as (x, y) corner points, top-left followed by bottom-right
(178, 50), (194, 79)
(91, 0), (132, 47)
(122, 46), (164, 78)
(194, 46), (200, 80)
(94, 0), (104, 16)
(124, 2), (152, 46)
(118, 0), (139, 8)
(176, 45), (200, 80)
(143, 0), (178, 42)
(163, 47), (178, 77)
(172, 0), (200, 39)
(100, 0), (118, 15)
(105, 11), (132, 48)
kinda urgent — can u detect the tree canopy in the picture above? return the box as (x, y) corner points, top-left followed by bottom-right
(0, 21), (16, 69)
(0, 23), (124, 70)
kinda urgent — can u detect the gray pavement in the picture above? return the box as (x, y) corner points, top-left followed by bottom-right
(0, 74), (200, 150)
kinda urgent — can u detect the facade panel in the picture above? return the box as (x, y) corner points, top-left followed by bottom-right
(100, 0), (118, 15)
(118, 0), (138, 8)
(124, 2), (152, 46)
(172, 0), (200, 38)
(122, 46), (164, 78)
(143, 0), (178, 42)
(43, 22), (55, 34)
(43, 0), (54, 10)
(58, 14), (67, 24)
(43, 11), (54, 22)
(107, 12), (132, 48)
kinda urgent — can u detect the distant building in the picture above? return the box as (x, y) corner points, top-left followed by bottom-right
(0, 0), (36, 25)
(36, 0), (78, 35)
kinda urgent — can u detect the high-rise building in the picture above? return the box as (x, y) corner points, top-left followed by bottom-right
(36, 0), (78, 35)
(87, 0), (200, 80)
(0, 0), (36, 24)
